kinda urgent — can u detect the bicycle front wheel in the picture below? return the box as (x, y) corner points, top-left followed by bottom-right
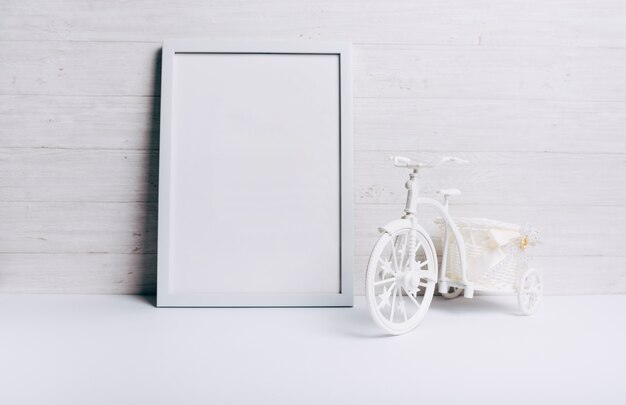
(365, 226), (438, 335)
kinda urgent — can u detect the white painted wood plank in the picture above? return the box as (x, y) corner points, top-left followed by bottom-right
(0, 95), (159, 150)
(0, 202), (157, 254)
(0, 41), (160, 96)
(3, 41), (626, 102)
(0, 148), (158, 202)
(0, 202), (622, 294)
(0, 0), (623, 296)
(0, 252), (622, 295)
(0, 253), (156, 293)
(354, 98), (626, 154)
(1, 149), (623, 206)
(536, 256), (626, 295)
(476, 1), (626, 48)
(2, 0), (626, 47)
(354, 255), (626, 295)
(354, 204), (626, 258)
(0, 201), (622, 258)
(355, 151), (626, 206)
(3, 95), (624, 154)
(355, 44), (626, 101)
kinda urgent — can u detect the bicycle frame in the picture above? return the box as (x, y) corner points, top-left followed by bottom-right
(401, 169), (473, 296)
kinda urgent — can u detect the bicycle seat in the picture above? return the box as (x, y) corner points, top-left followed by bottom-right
(437, 188), (461, 197)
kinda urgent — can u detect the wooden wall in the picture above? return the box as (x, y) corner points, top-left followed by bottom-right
(1, 0), (624, 294)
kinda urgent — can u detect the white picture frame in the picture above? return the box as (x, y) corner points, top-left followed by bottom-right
(157, 40), (353, 307)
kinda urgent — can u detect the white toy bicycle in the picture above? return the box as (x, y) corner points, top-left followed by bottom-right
(365, 155), (543, 335)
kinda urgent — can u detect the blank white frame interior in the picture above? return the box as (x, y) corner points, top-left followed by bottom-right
(157, 40), (353, 307)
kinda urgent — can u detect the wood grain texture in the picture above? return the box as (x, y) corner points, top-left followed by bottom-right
(0, 148), (158, 202)
(0, 95), (159, 150)
(355, 44), (626, 101)
(1, 149), (623, 206)
(2, 0), (626, 47)
(0, 41), (161, 96)
(3, 95), (624, 154)
(354, 98), (626, 154)
(2, 201), (621, 259)
(0, 0), (624, 294)
(0, 253), (156, 293)
(353, 256), (626, 295)
(1, 252), (623, 295)
(354, 204), (626, 258)
(0, 202), (157, 254)
(355, 151), (626, 206)
(2, 41), (626, 102)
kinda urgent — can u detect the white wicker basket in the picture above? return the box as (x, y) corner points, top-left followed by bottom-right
(436, 217), (538, 291)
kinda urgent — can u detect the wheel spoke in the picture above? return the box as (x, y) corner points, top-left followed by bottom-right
(389, 285), (398, 321)
(374, 278), (395, 287)
(377, 282), (396, 309)
(415, 241), (422, 257)
(418, 260), (429, 268)
(416, 270), (437, 283)
(398, 235), (408, 271)
(400, 294), (408, 321)
(378, 258), (394, 279)
(391, 236), (400, 272)
(403, 286), (421, 308)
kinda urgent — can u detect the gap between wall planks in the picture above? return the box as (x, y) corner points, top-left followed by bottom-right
(0, 0), (625, 294)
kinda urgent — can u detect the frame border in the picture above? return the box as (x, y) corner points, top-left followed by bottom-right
(157, 40), (353, 307)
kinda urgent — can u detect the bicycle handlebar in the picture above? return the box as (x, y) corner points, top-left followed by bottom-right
(390, 155), (470, 169)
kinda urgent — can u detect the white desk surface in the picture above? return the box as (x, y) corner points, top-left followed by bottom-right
(1, 294), (624, 405)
